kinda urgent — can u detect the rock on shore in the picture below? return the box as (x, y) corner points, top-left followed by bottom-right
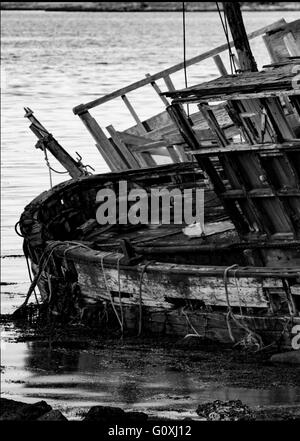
(0, 398), (67, 421)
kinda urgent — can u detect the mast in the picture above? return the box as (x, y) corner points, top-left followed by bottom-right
(222, 2), (258, 72)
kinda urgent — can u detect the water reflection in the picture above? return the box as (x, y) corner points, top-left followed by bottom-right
(1, 332), (300, 420)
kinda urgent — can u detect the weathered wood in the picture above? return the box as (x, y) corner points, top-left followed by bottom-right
(73, 20), (286, 114)
(165, 66), (297, 101)
(106, 124), (141, 169)
(34, 132), (87, 179)
(121, 95), (146, 133)
(75, 260), (271, 308)
(213, 55), (228, 76)
(263, 34), (279, 63)
(145, 73), (170, 106)
(25, 108), (87, 179)
(167, 103), (250, 234)
(166, 146), (181, 163)
(262, 97), (296, 141)
(223, 2), (258, 72)
(173, 89), (300, 104)
(263, 19), (299, 62)
(78, 111), (128, 171)
(187, 140), (300, 156)
(163, 75), (176, 92)
(284, 32), (300, 57)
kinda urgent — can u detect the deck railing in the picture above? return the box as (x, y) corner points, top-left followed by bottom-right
(72, 19), (292, 171)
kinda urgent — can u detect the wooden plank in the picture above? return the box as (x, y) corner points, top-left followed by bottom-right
(106, 124), (141, 169)
(262, 97), (296, 141)
(130, 140), (167, 152)
(120, 97), (158, 167)
(223, 2), (258, 72)
(32, 131), (86, 179)
(198, 103), (229, 146)
(186, 141), (300, 157)
(73, 20), (286, 114)
(95, 143), (118, 171)
(283, 32), (300, 57)
(232, 54), (241, 71)
(163, 75), (176, 92)
(173, 89), (300, 104)
(175, 145), (190, 162)
(263, 34), (279, 62)
(142, 152), (157, 167)
(75, 261), (270, 308)
(117, 131), (157, 146)
(145, 73), (170, 106)
(78, 111), (128, 171)
(166, 146), (181, 163)
(121, 94), (146, 133)
(167, 103), (250, 234)
(58, 246), (300, 280)
(291, 285), (300, 295)
(213, 55), (228, 76)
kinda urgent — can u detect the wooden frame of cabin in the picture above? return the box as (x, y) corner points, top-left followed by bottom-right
(72, 18), (300, 171)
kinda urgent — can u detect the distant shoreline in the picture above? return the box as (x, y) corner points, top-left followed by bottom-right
(2, 8), (300, 12)
(2, 9), (300, 12)
(1, 2), (300, 13)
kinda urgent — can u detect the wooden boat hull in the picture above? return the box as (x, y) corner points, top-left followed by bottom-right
(31, 243), (300, 351)
(19, 165), (300, 351)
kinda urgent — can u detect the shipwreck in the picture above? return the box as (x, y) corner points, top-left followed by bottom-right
(16, 4), (300, 351)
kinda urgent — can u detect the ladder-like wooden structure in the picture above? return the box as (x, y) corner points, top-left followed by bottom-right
(73, 19), (298, 171)
(164, 62), (300, 246)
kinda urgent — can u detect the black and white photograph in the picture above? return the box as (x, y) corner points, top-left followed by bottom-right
(1, 0), (300, 432)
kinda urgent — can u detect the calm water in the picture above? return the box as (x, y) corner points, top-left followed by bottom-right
(1, 10), (300, 418)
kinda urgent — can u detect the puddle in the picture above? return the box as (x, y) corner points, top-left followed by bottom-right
(1, 323), (300, 420)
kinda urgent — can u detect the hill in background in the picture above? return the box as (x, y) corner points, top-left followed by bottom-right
(1, 2), (300, 11)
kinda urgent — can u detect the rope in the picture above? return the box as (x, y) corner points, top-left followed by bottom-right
(232, 266), (243, 316)
(13, 240), (91, 317)
(117, 255), (124, 334)
(215, 2), (237, 75)
(182, 2), (190, 116)
(182, 307), (202, 339)
(43, 145), (53, 189)
(100, 253), (123, 331)
(138, 261), (154, 336)
(223, 264), (264, 349)
(25, 253), (39, 305)
(12, 242), (64, 316)
(42, 145), (68, 189)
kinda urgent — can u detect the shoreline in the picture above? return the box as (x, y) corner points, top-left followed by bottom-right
(2, 8), (300, 12)
(1, 2), (300, 12)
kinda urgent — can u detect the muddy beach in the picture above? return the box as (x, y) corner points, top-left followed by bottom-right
(1, 312), (300, 421)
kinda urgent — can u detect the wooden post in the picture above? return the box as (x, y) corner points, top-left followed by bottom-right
(167, 103), (250, 234)
(222, 2), (258, 72)
(121, 95), (147, 133)
(213, 55), (228, 76)
(78, 110), (128, 171)
(106, 124), (141, 169)
(145, 73), (170, 106)
(283, 32), (300, 57)
(24, 108), (87, 179)
(35, 133), (87, 179)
